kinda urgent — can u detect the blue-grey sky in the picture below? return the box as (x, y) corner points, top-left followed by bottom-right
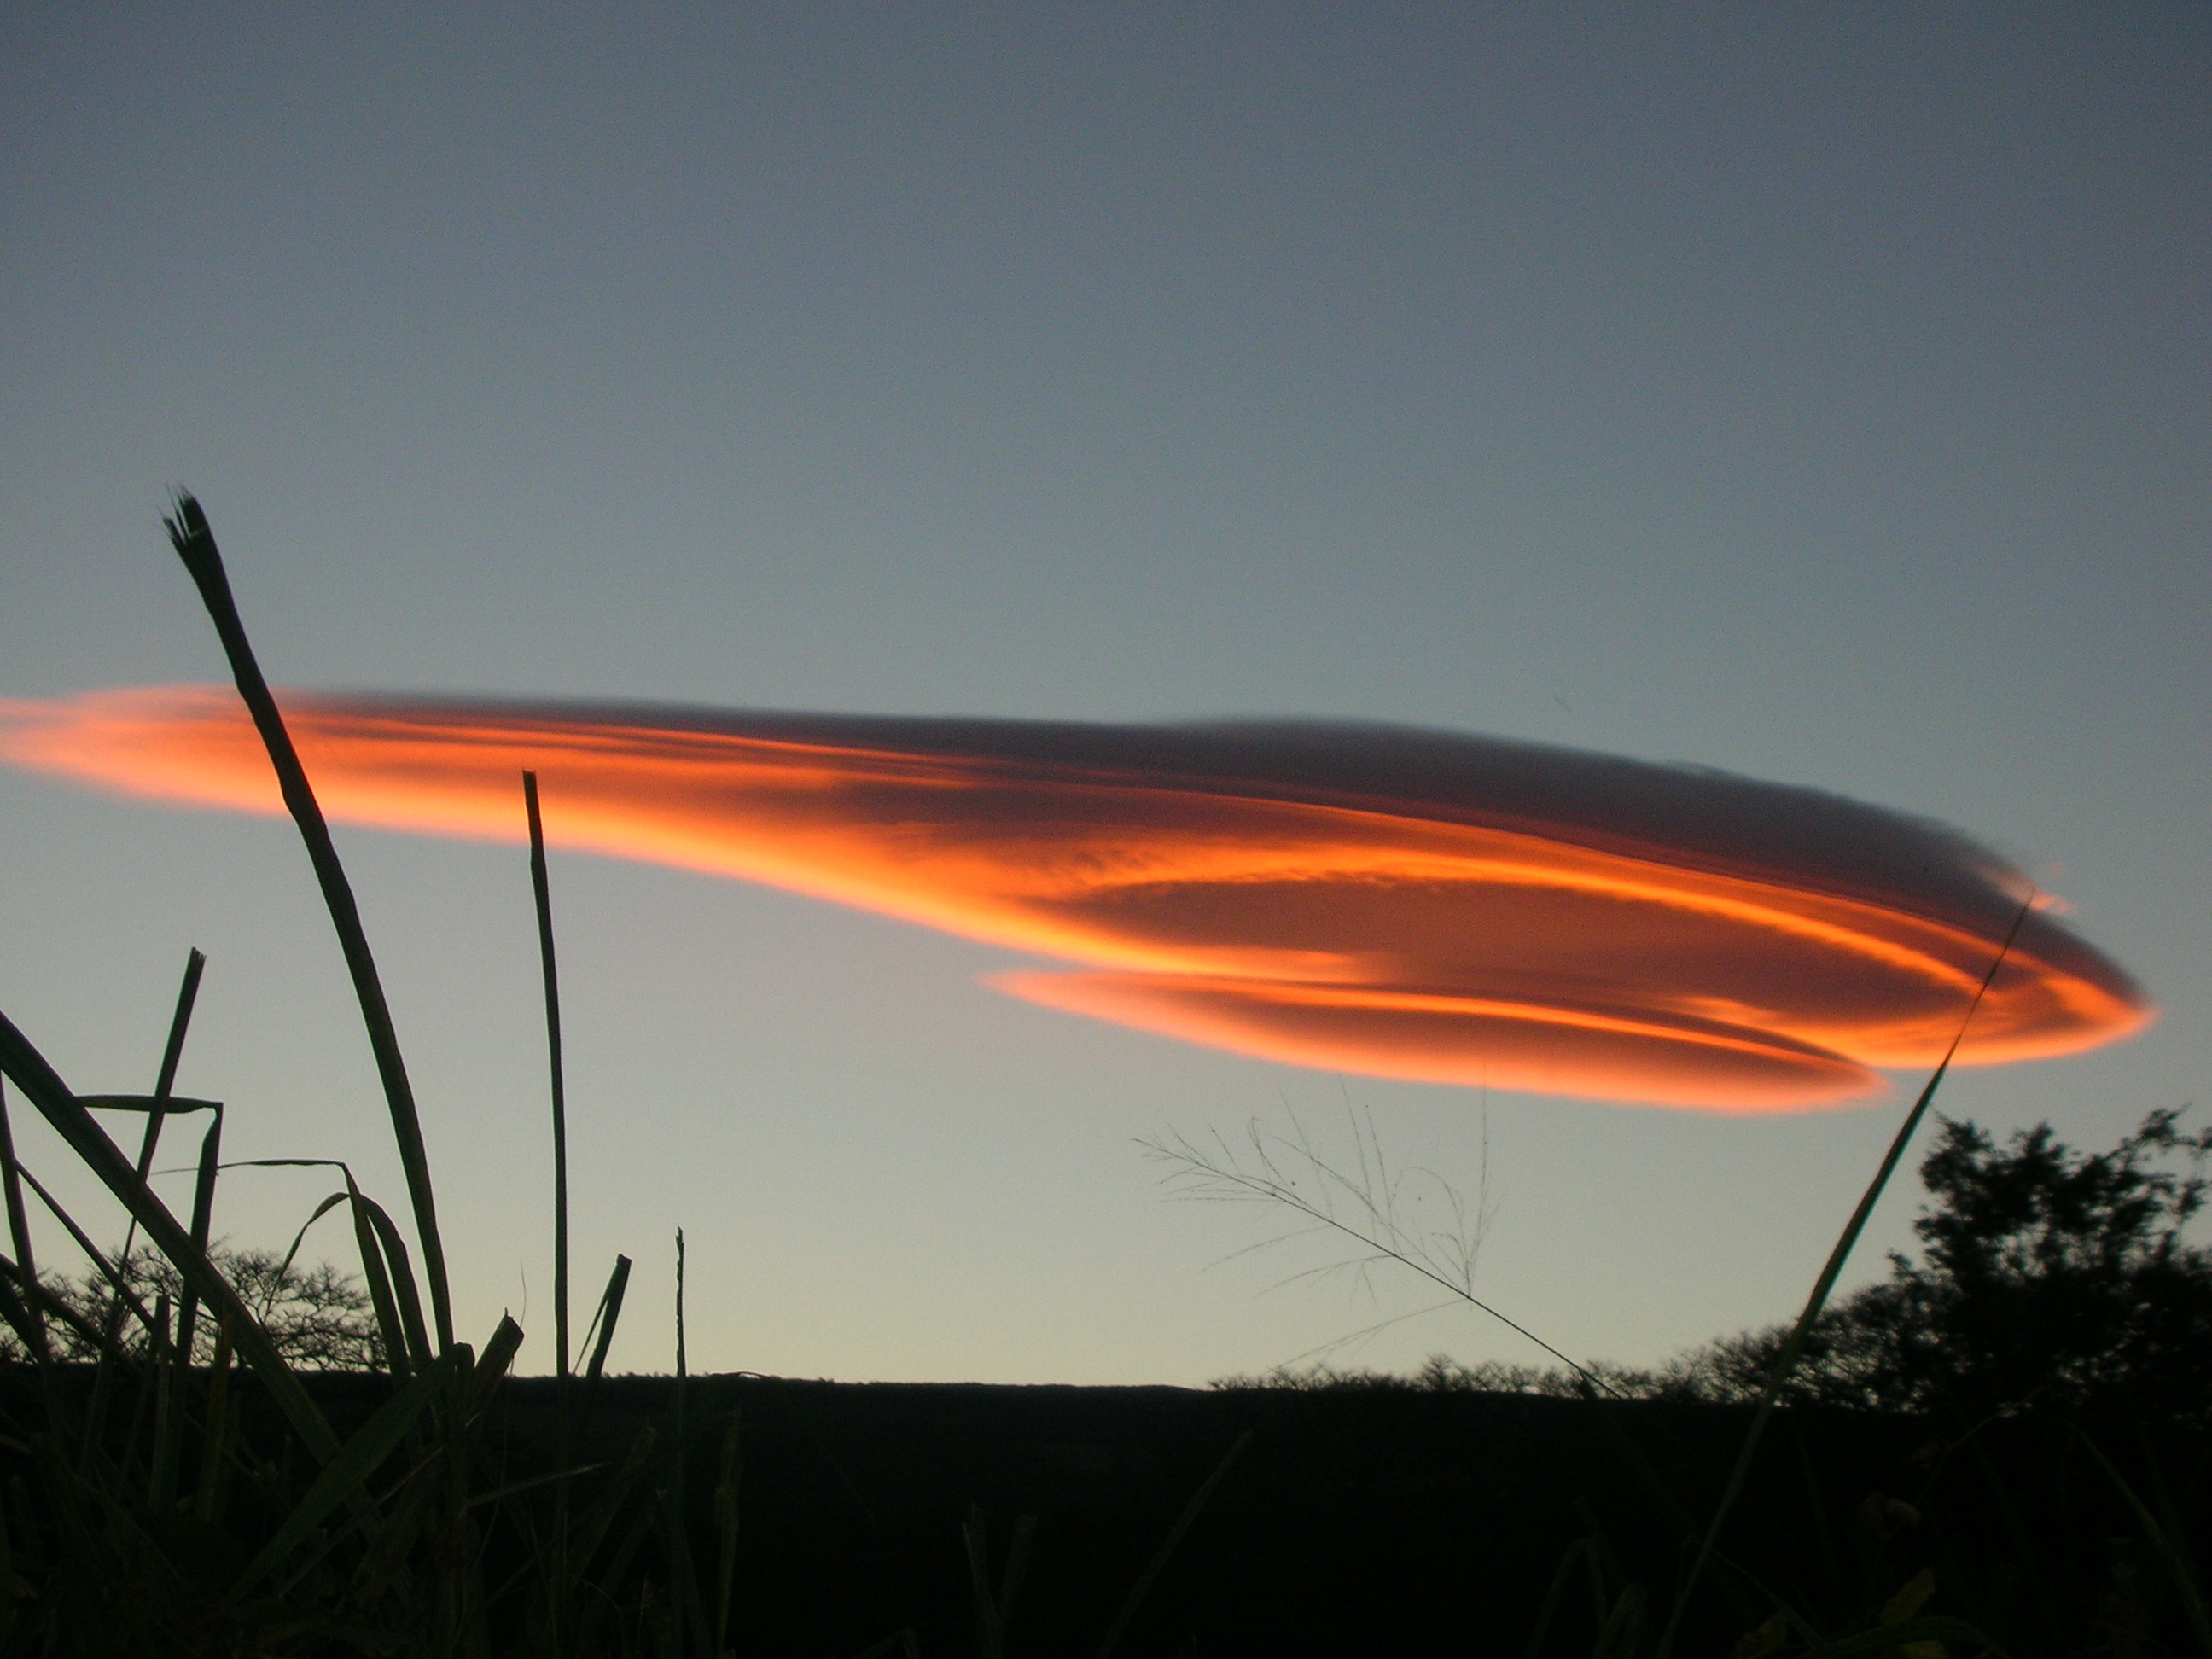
(3, 6), (2206, 1383)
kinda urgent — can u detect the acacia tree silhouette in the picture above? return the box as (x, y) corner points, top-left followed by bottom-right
(0, 1246), (382, 1371)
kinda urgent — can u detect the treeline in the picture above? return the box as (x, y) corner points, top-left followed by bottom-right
(1216, 1108), (2212, 1428)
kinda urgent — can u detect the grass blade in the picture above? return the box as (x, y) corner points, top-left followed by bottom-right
(1799, 1615), (2007, 1657)
(713, 1412), (742, 1656)
(223, 1155), (434, 1375)
(1093, 1427), (1252, 1659)
(563, 1424), (660, 1598)
(347, 1195), (410, 1381)
(165, 492), (454, 1354)
(524, 768), (577, 1651)
(195, 1315), (236, 1525)
(2081, 1435), (2212, 1657)
(118, 950), (207, 1229)
(104, 952), (208, 1336)
(111, 946), (210, 1522)
(0, 1078), (45, 1362)
(523, 771), (570, 1382)
(1522, 1536), (1596, 1659)
(147, 1306), (178, 1508)
(273, 1190), (355, 1287)
(358, 1196), (434, 1373)
(573, 1493), (660, 1655)
(1655, 897), (2034, 1657)
(171, 1105), (224, 1367)
(964, 1505), (1039, 1659)
(0, 1260), (50, 1356)
(228, 1351), (456, 1601)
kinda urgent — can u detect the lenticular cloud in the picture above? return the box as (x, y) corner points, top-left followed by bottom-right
(0, 686), (2150, 1112)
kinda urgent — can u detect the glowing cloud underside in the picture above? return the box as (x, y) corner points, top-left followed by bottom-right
(0, 687), (2151, 1112)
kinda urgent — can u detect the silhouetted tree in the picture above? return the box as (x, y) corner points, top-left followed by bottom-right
(1678, 1109), (2212, 1422)
(1201, 1107), (2212, 1423)
(0, 1245), (382, 1371)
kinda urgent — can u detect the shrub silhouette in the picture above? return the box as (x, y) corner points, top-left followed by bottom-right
(1217, 1109), (2212, 1429)
(1677, 1108), (2212, 1422)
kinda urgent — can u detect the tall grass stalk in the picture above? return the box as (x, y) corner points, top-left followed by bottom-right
(1651, 895), (2034, 1658)
(0, 1074), (46, 1362)
(2083, 1437), (2212, 1657)
(126, 949), (206, 1196)
(666, 1225), (707, 1658)
(90, 955), (207, 1451)
(524, 772), (571, 1386)
(524, 766), (576, 1652)
(164, 492), (455, 1353)
(1092, 1428), (1254, 1659)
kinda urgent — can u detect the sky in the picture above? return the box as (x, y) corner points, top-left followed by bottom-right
(1, 6), (2206, 1386)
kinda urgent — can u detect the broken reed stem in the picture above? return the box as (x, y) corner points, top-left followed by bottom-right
(1653, 894), (2036, 1658)
(667, 1225), (700, 1659)
(584, 1253), (632, 1384)
(163, 492), (454, 1355)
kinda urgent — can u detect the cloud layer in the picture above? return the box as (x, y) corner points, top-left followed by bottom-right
(0, 686), (2150, 1110)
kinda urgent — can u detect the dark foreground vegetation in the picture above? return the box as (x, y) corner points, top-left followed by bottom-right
(3, 1103), (2207, 1654)
(3, 1360), (2204, 1657)
(1, 496), (2206, 1655)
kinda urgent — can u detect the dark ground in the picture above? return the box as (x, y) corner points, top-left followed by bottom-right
(442, 1374), (2200, 1656)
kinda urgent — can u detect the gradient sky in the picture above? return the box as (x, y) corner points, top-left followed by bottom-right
(3, 7), (2206, 1385)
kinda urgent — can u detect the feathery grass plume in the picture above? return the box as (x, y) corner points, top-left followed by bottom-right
(163, 490), (455, 1353)
(1141, 1103), (1599, 1382)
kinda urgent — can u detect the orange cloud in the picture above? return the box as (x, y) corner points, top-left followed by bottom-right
(0, 685), (2151, 1111)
